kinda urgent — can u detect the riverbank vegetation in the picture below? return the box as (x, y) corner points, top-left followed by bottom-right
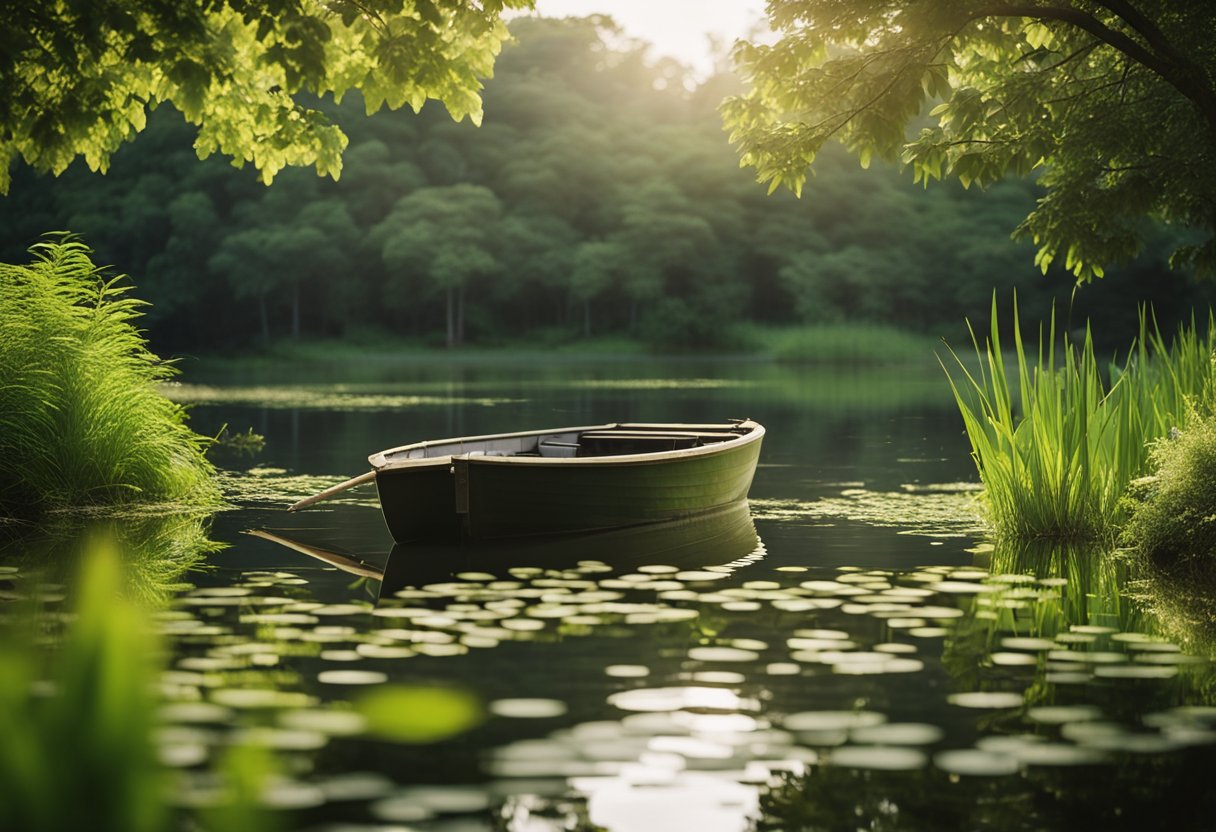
(0, 240), (221, 519)
(0, 544), (283, 832)
(1124, 416), (1216, 575)
(946, 302), (1216, 542)
(726, 0), (1216, 575)
(186, 321), (942, 366)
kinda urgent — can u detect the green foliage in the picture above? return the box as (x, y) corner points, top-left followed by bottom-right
(1123, 413), (1216, 574)
(945, 298), (1216, 541)
(725, 1), (1216, 280)
(0, 15), (1208, 351)
(0, 543), (165, 832)
(373, 184), (503, 345)
(0, 540), (283, 832)
(746, 323), (940, 365)
(202, 745), (282, 832)
(0, 0), (533, 193)
(356, 684), (483, 743)
(0, 239), (221, 516)
(210, 426), (267, 461)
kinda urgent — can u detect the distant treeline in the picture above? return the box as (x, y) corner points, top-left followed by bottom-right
(0, 16), (1210, 352)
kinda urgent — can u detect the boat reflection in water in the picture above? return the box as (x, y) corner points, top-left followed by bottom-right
(248, 499), (763, 600)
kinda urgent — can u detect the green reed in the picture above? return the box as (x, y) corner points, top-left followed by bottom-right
(943, 298), (1216, 542)
(0, 543), (166, 832)
(0, 542), (277, 832)
(0, 238), (221, 517)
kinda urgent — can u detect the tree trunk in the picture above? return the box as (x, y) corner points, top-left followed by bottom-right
(259, 296), (270, 344)
(584, 300), (592, 338)
(456, 285), (466, 346)
(291, 282), (301, 339)
(446, 287), (455, 348)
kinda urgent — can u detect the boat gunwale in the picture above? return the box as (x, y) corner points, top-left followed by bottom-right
(370, 421), (763, 471)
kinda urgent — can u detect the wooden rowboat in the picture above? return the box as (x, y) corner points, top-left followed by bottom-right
(289, 420), (764, 542)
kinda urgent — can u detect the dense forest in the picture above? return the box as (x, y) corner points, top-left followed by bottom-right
(0, 15), (1209, 352)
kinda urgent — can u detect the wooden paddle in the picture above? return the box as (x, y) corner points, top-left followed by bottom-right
(243, 529), (383, 579)
(287, 470), (377, 512)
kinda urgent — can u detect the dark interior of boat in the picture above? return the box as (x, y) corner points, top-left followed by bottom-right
(374, 421), (755, 466)
(531, 423), (749, 458)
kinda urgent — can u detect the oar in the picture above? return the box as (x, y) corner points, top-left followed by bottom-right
(287, 470), (377, 512)
(244, 529), (384, 580)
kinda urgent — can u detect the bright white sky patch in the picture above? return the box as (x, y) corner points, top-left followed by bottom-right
(525, 0), (770, 79)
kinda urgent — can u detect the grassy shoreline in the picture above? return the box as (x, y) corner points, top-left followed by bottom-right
(0, 240), (221, 518)
(176, 323), (948, 368)
(945, 301), (1216, 543)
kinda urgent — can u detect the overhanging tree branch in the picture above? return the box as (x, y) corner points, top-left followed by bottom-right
(974, 3), (1216, 135)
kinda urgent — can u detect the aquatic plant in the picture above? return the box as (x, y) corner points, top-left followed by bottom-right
(1122, 414), (1216, 631)
(944, 299), (1216, 541)
(0, 543), (166, 832)
(0, 238), (221, 517)
(0, 542), (282, 832)
(208, 426), (266, 461)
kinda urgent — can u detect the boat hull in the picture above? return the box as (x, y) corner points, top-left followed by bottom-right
(374, 429), (762, 543)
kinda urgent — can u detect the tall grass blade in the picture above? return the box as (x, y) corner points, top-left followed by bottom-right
(943, 298), (1215, 542)
(0, 238), (221, 517)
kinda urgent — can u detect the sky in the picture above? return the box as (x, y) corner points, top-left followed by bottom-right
(524, 0), (770, 79)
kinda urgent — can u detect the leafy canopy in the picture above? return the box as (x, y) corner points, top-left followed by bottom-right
(724, 1), (1216, 279)
(0, 0), (531, 194)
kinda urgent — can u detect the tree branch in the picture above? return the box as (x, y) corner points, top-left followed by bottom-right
(1041, 40), (1098, 72)
(975, 3), (1216, 137)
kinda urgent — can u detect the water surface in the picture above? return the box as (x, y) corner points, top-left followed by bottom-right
(11, 356), (1216, 830)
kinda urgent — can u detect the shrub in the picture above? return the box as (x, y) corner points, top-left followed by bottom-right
(0, 238), (221, 517)
(1122, 416), (1216, 573)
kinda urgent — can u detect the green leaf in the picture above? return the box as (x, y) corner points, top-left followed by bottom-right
(357, 685), (484, 744)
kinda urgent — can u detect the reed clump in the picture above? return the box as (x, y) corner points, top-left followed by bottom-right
(944, 298), (1216, 542)
(0, 543), (165, 832)
(0, 238), (221, 517)
(0, 543), (277, 832)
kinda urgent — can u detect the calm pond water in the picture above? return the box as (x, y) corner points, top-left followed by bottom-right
(11, 357), (1216, 830)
